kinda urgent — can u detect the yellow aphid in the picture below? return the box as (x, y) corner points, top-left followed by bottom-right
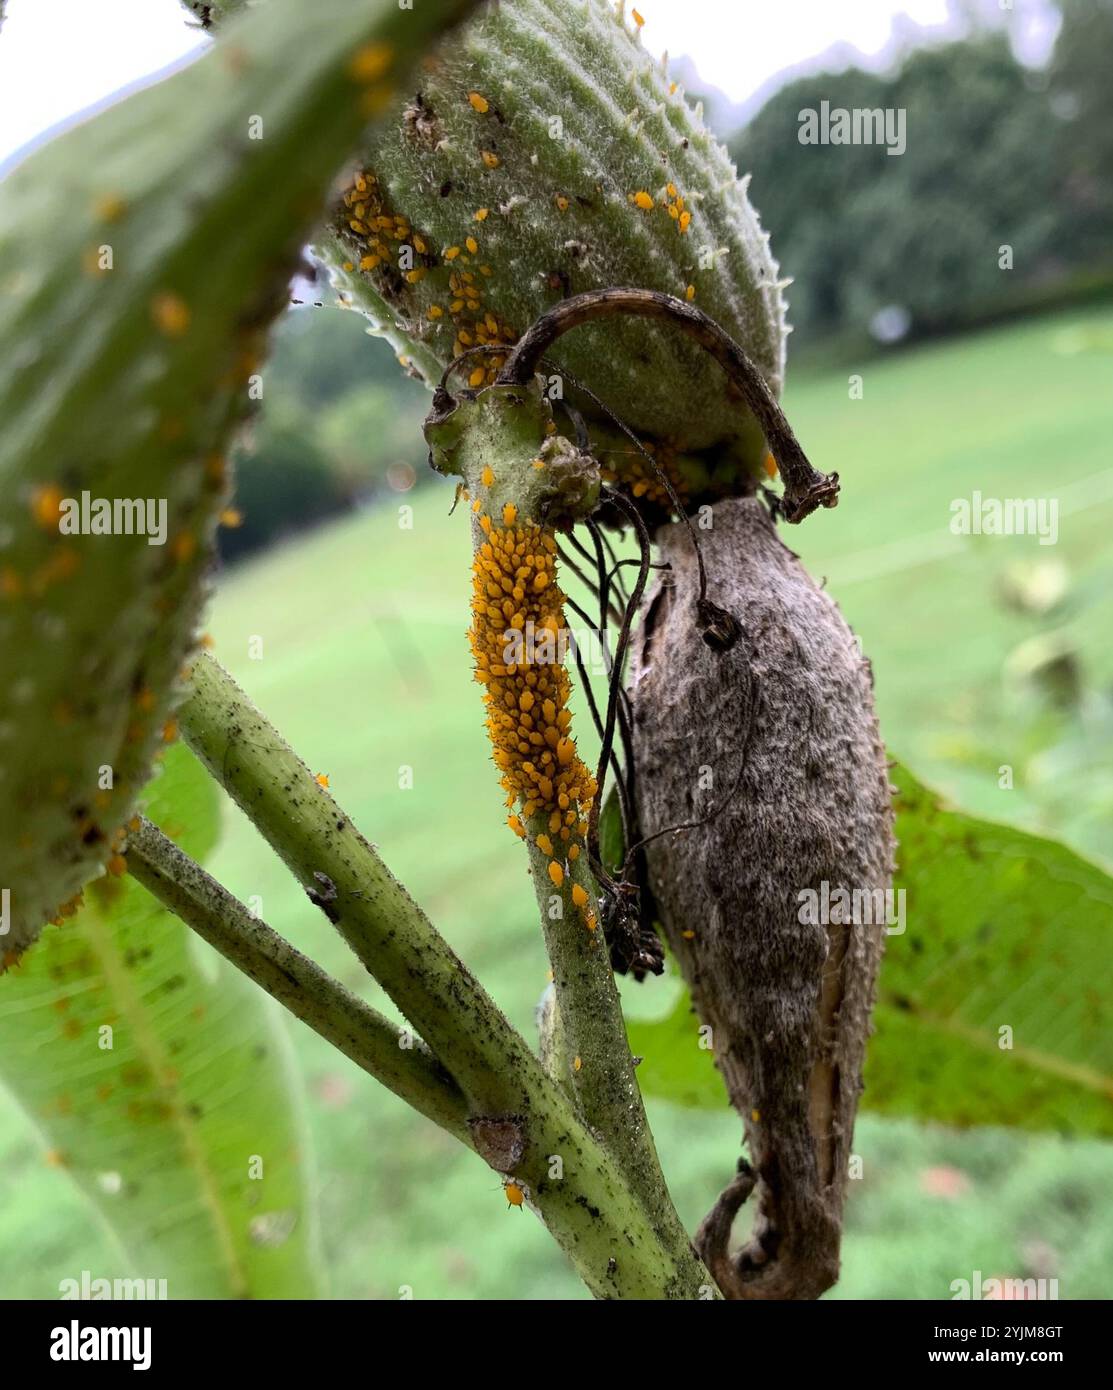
(469, 520), (596, 858)
(30, 485), (64, 530)
(469, 366), (486, 388)
(573, 1056), (583, 1072)
(633, 190), (654, 210)
(469, 91), (490, 114)
(466, 236), (479, 255)
(571, 883), (588, 908)
(481, 465), (495, 487)
(444, 246), (461, 260)
(107, 854), (127, 877)
(348, 42), (393, 82)
(504, 1179), (525, 1207)
(763, 451), (778, 478)
(475, 207), (489, 221)
(151, 292), (190, 337)
(555, 194), (569, 211)
(536, 833), (553, 856)
(171, 532), (196, 564)
(315, 772), (330, 788)
(633, 8), (645, 26)
(481, 150), (501, 169)
(679, 210), (692, 233)
(220, 507), (243, 528)
(548, 861), (565, 888)
(342, 261), (354, 272)
(92, 193), (127, 223)
(508, 814), (526, 838)
(427, 305), (444, 320)
(751, 1109), (761, 1124)
(685, 284), (695, 302)
(666, 182), (678, 198)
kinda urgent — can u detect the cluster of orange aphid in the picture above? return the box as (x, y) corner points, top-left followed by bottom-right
(599, 438), (688, 510)
(629, 181), (692, 235)
(2, 485), (81, 599)
(469, 503), (598, 933)
(339, 167), (517, 387)
(340, 170), (422, 278)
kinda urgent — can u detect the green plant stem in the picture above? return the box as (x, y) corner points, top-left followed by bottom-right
(180, 654), (540, 1118)
(177, 653), (719, 1298)
(524, 824), (692, 1252)
(127, 815), (471, 1143)
(424, 382), (681, 1227)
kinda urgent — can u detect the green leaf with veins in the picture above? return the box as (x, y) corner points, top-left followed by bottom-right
(0, 745), (321, 1298)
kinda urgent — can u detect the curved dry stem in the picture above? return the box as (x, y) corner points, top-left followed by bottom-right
(499, 288), (839, 523)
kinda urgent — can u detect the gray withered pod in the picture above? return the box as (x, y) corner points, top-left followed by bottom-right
(629, 495), (896, 1299)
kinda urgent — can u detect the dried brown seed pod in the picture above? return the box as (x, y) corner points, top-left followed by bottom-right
(629, 496), (895, 1299)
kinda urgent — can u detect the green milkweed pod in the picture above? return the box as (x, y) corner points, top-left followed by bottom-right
(320, 0), (790, 502)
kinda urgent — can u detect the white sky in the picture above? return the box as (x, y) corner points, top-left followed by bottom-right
(0, 0), (1059, 167)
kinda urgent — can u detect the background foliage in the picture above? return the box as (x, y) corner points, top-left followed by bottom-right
(2, 0), (1110, 1301)
(731, 0), (1113, 351)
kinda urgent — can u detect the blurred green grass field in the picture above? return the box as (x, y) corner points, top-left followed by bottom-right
(3, 305), (1111, 1298)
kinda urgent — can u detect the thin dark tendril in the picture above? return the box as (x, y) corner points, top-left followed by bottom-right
(596, 527), (630, 607)
(585, 518), (612, 648)
(556, 545), (638, 841)
(557, 397), (591, 452)
(588, 488), (652, 888)
(556, 542), (625, 629)
(561, 610), (632, 841)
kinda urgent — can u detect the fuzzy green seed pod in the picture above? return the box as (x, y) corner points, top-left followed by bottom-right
(322, 0), (788, 495)
(629, 497), (895, 1299)
(0, 0), (480, 964)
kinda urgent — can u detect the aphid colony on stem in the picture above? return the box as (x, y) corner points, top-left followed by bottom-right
(468, 497), (598, 936)
(336, 167), (516, 389)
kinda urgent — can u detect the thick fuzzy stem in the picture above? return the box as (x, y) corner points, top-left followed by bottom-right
(426, 380), (685, 1230)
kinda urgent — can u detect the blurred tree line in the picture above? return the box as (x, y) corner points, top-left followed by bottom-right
(223, 304), (429, 562)
(730, 0), (1113, 352)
